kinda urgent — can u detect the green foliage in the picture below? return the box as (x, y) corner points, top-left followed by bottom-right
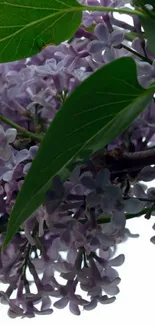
(4, 57), (155, 248)
(0, 0), (82, 62)
(140, 16), (155, 55)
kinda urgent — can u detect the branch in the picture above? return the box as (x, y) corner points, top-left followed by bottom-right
(92, 148), (155, 178)
(0, 114), (42, 143)
(98, 206), (154, 225)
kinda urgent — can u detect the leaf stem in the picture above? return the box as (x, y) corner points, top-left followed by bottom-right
(0, 114), (42, 143)
(81, 5), (145, 17)
(98, 206), (154, 224)
(121, 44), (152, 64)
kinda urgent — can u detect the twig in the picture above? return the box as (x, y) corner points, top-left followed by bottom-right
(98, 206), (155, 225)
(0, 114), (42, 143)
(121, 44), (152, 64)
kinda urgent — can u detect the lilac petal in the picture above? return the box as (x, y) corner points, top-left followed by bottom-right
(0, 125), (4, 137)
(150, 236), (155, 244)
(86, 192), (101, 207)
(72, 294), (89, 306)
(88, 40), (106, 54)
(24, 224), (36, 246)
(105, 267), (119, 281)
(104, 286), (119, 295)
(77, 267), (91, 283)
(41, 296), (51, 311)
(32, 258), (47, 273)
(23, 162), (31, 175)
(69, 165), (81, 183)
(2, 169), (14, 182)
(98, 295), (116, 304)
(61, 271), (75, 280)
(67, 248), (77, 264)
(104, 47), (116, 63)
(15, 149), (29, 164)
(94, 23), (109, 42)
(69, 301), (80, 316)
(29, 145), (39, 159)
(8, 309), (20, 318)
(100, 0), (112, 5)
(84, 298), (98, 311)
(99, 248), (112, 260)
(5, 128), (17, 143)
(0, 145), (11, 161)
(80, 174), (96, 189)
(96, 169), (110, 189)
(60, 229), (72, 247)
(54, 297), (69, 309)
(103, 276), (121, 287)
(110, 30), (124, 46)
(0, 166), (10, 179)
(54, 261), (73, 273)
(112, 211), (126, 228)
(73, 230), (86, 247)
(88, 285), (102, 297)
(109, 277), (121, 286)
(125, 228), (139, 238)
(26, 293), (41, 302)
(138, 75), (151, 88)
(147, 187), (155, 199)
(34, 308), (53, 315)
(137, 62), (152, 77)
(132, 183), (147, 198)
(124, 198), (144, 213)
(97, 232), (115, 246)
(9, 299), (24, 315)
(100, 196), (113, 212)
(89, 236), (101, 250)
(138, 166), (155, 182)
(80, 283), (92, 292)
(152, 59), (155, 71)
(109, 254), (125, 267)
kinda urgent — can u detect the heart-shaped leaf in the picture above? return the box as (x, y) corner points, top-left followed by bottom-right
(3, 57), (155, 248)
(0, 0), (82, 62)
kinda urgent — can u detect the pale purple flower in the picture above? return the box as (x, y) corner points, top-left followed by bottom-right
(23, 145), (39, 175)
(0, 149), (29, 181)
(0, 126), (17, 161)
(88, 23), (124, 62)
(137, 60), (155, 88)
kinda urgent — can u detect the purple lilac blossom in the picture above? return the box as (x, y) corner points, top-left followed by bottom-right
(88, 23), (125, 62)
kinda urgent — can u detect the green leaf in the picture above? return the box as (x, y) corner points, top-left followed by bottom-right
(140, 16), (155, 55)
(139, 0), (155, 54)
(0, 0), (82, 62)
(3, 57), (155, 248)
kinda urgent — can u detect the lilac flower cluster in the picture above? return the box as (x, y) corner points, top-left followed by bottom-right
(1, 0), (155, 319)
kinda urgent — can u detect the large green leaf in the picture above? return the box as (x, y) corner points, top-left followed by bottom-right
(140, 16), (155, 55)
(0, 0), (82, 62)
(3, 57), (155, 248)
(139, 0), (155, 55)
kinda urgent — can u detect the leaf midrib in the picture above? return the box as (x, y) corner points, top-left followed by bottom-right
(0, 5), (82, 43)
(8, 85), (154, 236)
